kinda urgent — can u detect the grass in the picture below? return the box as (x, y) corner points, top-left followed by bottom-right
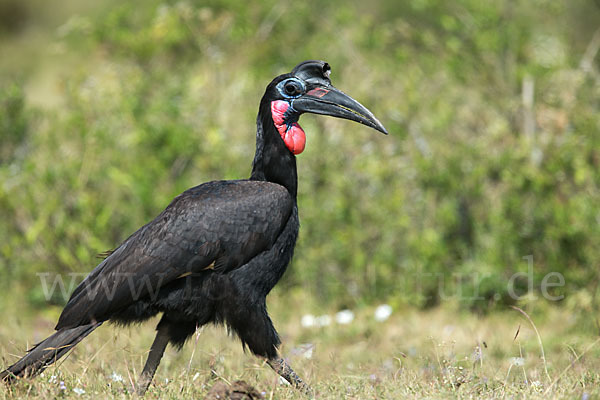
(1, 299), (599, 399)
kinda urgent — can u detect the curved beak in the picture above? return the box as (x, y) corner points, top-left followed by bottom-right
(292, 85), (388, 134)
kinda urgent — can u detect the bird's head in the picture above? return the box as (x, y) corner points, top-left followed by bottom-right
(263, 60), (388, 155)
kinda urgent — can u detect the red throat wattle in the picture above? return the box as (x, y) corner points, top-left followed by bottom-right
(271, 100), (306, 155)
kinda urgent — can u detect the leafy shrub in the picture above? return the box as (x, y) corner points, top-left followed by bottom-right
(0, 0), (598, 312)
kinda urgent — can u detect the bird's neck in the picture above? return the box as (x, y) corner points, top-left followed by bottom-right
(250, 103), (298, 198)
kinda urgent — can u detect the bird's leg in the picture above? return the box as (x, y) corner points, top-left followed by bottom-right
(267, 356), (313, 395)
(136, 323), (170, 396)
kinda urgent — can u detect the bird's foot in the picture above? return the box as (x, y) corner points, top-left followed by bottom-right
(135, 373), (152, 396)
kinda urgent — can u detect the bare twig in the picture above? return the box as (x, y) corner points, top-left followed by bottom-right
(79, 337), (111, 378)
(256, 2), (288, 41)
(509, 306), (551, 383)
(521, 75), (535, 141)
(580, 27), (600, 75)
(186, 325), (203, 374)
(518, 341), (528, 384)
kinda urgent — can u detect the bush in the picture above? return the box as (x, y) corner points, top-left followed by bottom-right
(0, 0), (599, 312)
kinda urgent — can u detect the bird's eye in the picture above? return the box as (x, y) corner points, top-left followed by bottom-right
(284, 82), (299, 95)
(277, 78), (304, 98)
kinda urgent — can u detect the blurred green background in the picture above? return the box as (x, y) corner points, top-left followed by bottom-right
(0, 0), (599, 315)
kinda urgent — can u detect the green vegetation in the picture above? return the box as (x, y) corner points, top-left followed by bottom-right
(1, 0), (598, 311)
(1, 0), (599, 398)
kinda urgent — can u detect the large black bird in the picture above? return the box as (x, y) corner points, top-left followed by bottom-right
(1, 60), (386, 395)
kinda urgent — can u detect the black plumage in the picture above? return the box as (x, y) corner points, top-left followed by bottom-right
(1, 60), (386, 395)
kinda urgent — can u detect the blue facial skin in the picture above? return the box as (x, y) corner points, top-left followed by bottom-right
(276, 78), (305, 99)
(276, 78), (305, 128)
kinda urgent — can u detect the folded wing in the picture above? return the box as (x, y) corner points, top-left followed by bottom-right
(56, 180), (293, 330)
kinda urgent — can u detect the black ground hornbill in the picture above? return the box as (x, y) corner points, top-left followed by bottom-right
(1, 60), (387, 395)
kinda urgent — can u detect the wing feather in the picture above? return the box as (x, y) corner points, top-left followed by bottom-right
(56, 180), (293, 329)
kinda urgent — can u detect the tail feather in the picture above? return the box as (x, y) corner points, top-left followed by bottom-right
(1, 322), (101, 383)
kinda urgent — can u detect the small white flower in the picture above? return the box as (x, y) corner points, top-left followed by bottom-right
(509, 357), (525, 367)
(315, 315), (331, 327)
(301, 314), (315, 328)
(110, 372), (124, 382)
(48, 375), (57, 384)
(374, 304), (393, 322)
(335, 310), (354, 325)
(73, 387), (85, 395)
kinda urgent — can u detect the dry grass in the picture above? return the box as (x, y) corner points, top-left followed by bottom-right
(1, 300), (598, 399)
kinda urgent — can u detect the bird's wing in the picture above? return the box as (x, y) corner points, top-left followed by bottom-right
(56, 180), (293, 329)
